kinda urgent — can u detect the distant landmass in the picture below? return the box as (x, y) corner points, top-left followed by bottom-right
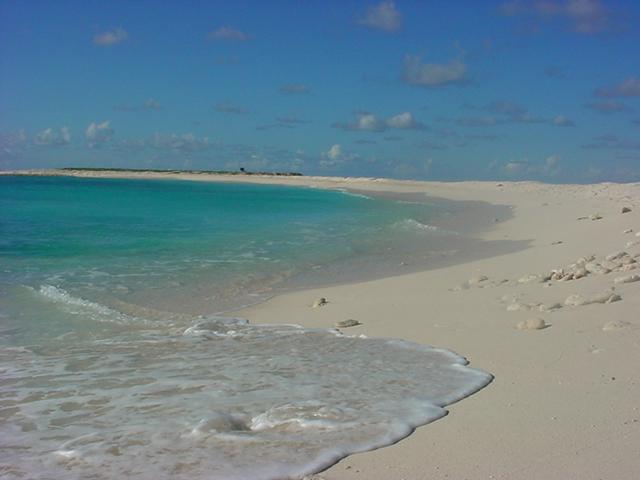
(58, 167), (303, 176)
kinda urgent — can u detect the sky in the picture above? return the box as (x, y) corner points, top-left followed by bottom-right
(1, 0), (639, 182)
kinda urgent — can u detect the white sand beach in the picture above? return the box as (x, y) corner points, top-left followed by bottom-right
(7, 169), (640, 479)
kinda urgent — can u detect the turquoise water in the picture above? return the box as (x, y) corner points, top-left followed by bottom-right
(0, 175), (491, 480)
(1, 176), (450, 316)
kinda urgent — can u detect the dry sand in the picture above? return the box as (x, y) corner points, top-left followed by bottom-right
(7, 170), (640, 479)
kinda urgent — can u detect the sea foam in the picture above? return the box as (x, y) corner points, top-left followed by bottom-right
(0, 314), (492, 480)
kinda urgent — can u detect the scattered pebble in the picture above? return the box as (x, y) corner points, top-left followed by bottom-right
(589, 213), (603, 221)
(602, 320), (632, 331)
(312, 297), (328, 308)
(623, 229), (633, 234)
(518, 274), (541, 284)
(614, 274), (640, 284)
(334, 319), (361, 329)
(468, 275), (489, 285)
(539, 302), (563, 312)
(551, 240), (563, 245)
(565, 291), (621, 307)
(516, 318), (548, 330)
(622, 207), (632, 214)
(605, 251), (627, 261)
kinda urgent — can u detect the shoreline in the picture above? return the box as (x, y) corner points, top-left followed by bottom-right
(5, 169), (640, 478)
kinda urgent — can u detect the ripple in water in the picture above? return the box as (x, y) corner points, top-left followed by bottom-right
(0, 311), (492, 480)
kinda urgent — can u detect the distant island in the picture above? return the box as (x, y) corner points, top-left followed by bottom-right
(58, 167), (304, 176)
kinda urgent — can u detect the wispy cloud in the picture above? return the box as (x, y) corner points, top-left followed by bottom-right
(582, 133), (640, 150)
(214, 102), (249, 114)
(278, 84), (311, 94)
(553, 115), (575, 126)
(499, 0), (618, 34)
(85, 121), (114, 148)
(402, 55), (468, 87)
(495, 154), (562, 178)
(334, 111), (426, 132)
(114, 98), (162, 112)
(357, 1), (403, 32)
(276, 116), (308, 125)
(34, 127), (71, 145)
(93, 28), (128, 46)
(320, 144), (360, 168)
(334, 112), (386, 132)
(453, 100), (571, 127)
(584, 100), (632, 113)
(151, 133), (210, 153)
(207, 26), (251, 41)
(385, 112), (426, 130)
(596, 76), (640, 98)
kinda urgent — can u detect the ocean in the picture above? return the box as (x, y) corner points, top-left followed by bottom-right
(0, 175), (491, 479)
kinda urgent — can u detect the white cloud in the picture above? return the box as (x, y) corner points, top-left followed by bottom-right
(553, 115), (575, 126)
(85, 121), (114, 148)
(585, 100), (631, 113)
(402, 55), (468, 87)
(151, 133), (210, 153)
(214, 102), (249, 114)
(335, 111), (425, 132)
(34, 127), (71, 145)
(500, 0), (615, 34)
(386, 112), (425, 129)
(320, 144), (359, 168)
(208, 26), (250, 41)
(334, 112), (386, 132)
(93, 28), (128, 46)
(0, 130), (27, 159)
(357, 1), (403, 32)
(497, 155), (562, 178)
(596, 77), (640, 98)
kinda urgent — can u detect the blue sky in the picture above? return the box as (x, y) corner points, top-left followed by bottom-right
(1, 0), (639, 181)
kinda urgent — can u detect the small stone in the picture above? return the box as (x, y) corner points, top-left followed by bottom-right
(603, 320), (632, 331)
(622, 207), (632, 214)
(605, 251), (627, 261)
(469, 275), (489, 285)
(516, 318), (548, 330)
(551, 240), (563, 245)
(539, 302), (563, 312)
(614, 274), (640, 284)
(600, 260), (620, 270)
(584, 262), (610, 275)
(573, 267), (588, 279)
(606, 294), (622, 303)
(589, 213), (603, 221)
(334, 319), (361, 329)
(623, 229), (633, 234)
(312, 298), (328, 308)
(518, 274), (540, 284)
(565, 294), (588, 306)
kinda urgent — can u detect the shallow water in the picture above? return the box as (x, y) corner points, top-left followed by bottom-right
(0, 176), (492, 479)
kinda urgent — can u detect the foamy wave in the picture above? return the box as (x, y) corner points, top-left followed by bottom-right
(183, 317), (250, 338)
(3, 315), (491, 480)
(394, 218), (440, 232)
(338, 189), (373, 200)
(37, 285), (143, 325)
